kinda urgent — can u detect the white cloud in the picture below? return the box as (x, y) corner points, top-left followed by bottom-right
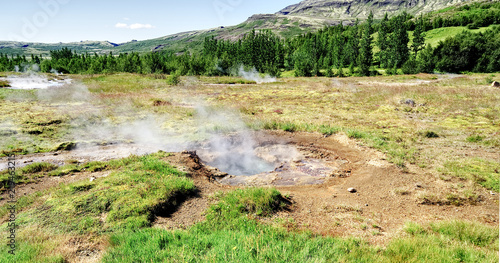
(115, 23), (155, 30)
(130, 23), (155, 29)
(115, 23), (129, 29)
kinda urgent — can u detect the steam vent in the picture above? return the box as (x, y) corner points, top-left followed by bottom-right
(193, 131), (349, 186)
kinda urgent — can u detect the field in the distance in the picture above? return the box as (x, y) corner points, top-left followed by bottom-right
(0, 72), (498, 262)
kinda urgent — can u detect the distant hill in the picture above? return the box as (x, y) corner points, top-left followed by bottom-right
(0, 0), (480, 56)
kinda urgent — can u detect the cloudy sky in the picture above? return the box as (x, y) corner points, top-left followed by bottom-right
(1, 0), (298, 43)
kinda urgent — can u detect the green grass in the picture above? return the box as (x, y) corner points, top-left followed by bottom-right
(102, 188), (499, 262)
(198, 76), (257, 84)
(0, 162), (59, 191)
(9, 153), (196, 234)
(0, 191), (44, 217)
(466, 134), (483, 143)
(20, 162), (58, 174)
(422, 25), (496, 48)
(387, 221), (499, 262)
(102, 187), (376, 262)
(441, 158), (500, 192)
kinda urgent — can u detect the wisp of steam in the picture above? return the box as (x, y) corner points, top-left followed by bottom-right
(192, 105), (276, 176)
(238, 66), (276, 84)
(3, 67), (71, 90)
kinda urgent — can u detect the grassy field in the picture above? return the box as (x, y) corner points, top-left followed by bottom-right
(0, 72), (498, 262)
(418, 25), (497, 48)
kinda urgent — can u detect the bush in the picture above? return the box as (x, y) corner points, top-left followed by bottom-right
(166, 71), (181, 85)
(402, 56), (418, 74)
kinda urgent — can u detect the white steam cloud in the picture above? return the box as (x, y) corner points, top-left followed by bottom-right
(238, 66), (276, 84)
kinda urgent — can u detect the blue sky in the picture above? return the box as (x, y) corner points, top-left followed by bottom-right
(1, 0), (299, 43)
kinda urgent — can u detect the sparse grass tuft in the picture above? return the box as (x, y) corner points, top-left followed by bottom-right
(0, 80), (10, 87)
(346, 129), (367, 139)
(21, 162), (58, 174)
(441, 158), (500, 191)
(466, 134), (483, 143)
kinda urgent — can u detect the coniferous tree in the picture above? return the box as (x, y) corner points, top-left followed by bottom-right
(412, 15), (426, 56)
(388, 13), (410, 68)
(358, 12), (374, 76)
(377, 13), (390, 68)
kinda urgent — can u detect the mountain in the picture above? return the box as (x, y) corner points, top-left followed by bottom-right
(277, 0), (471, 20)
(0, 0), (477, 56)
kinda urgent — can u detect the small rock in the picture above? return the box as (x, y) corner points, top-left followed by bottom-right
(415, 183), (423, 188)
(492, 81), (500, 87)
(365, 204), (368, 206)
(347, 188), (357, 193)
(90, 176), (96, 182)
(490, 191), (496, 195)
(402, 99), (416, 107)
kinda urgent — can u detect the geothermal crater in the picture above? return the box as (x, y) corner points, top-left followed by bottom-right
(190, 131), (348, 186)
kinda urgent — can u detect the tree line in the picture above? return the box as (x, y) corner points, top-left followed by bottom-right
(0, 11), (499, 77)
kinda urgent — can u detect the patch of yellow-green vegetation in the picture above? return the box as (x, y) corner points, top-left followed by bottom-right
(20, 152), (195, 234)
(83, 73), (168, 93)
(0, 153), (196, 262)
(0, 223), (106, 263)
(197, 75), (257, 84)
(202, 74), (499, 171)
(0, 162), (58, 192)
(0, 80), (10, 87)
(417, 187), (484, 206)
(0, 225), (66, 263)
(440, 158), (500, 192)
(0, 95), (74, 155)
(0, 191), (45, 218)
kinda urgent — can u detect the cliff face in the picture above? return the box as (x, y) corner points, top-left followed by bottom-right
(277, 0), (471, 20)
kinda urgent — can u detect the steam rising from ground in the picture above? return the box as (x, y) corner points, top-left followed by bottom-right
(238, 66), (276, 84)
(1, 73), (294, 175)
(3, 74), (71, 90)
(193, 106), (282, 175)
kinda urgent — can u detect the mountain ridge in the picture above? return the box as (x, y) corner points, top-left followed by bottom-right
(0, 0), (479, 56)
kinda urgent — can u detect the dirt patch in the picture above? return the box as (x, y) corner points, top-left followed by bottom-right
(260, 131), (499, 244)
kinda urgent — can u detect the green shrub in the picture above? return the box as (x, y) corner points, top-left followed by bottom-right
(466, 135), (483, 143)
(166, 71), (181, 85)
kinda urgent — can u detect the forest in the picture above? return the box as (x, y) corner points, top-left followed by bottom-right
(0, 2), (499, 77)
